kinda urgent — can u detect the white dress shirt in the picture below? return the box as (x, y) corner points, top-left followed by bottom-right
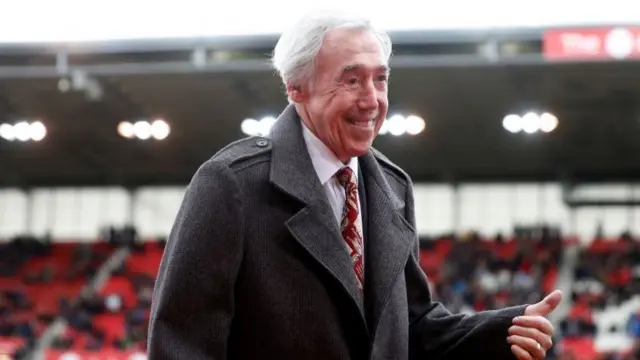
(301, 122), (364, 237)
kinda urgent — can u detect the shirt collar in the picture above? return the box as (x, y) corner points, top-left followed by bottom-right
(301, 121), (359, 185)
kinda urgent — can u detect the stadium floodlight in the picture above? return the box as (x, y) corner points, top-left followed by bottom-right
(503, 112), (558, 134)
(258, 116), (277, 136)
(0, 123), (14, 141)
(117, 121), (135, 139)
(133, 120), (152, 140)
(521, 112), (541, 134)
(241, 116), (278, 136)
(539, 112), (558, 133)
(380, 114), (426, 136)
(387, 115), (408, 136)
(241, 114), (426, 137)
(13, 121), (32, 141)
(502, 114), (522, 133)
(118, 119), (171, 140)
(0, 121), (47, 142)
(150, 119), (171, 140)
(240, 118), (260, 136)
(29, 121), (47, 141)
(405, 115), (426, 135)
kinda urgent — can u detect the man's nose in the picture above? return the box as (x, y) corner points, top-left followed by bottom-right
(358, 82), (378, 111)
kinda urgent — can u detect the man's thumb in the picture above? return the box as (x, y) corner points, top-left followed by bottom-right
(526, 290), (563, 316)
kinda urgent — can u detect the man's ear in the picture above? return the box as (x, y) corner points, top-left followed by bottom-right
(286, 82), (307, 103)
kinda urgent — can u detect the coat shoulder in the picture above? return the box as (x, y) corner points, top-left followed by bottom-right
(370, 147), (412, 188)
(207, 136), (273, 172)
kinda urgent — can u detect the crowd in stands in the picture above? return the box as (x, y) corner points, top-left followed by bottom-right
(1, 224), (639, 359)
(419, 227), (640, 360)
(420, 226), (564, 357)
(430, 227), (561, 310)
(0, 235), (114, 359)
(0, 226), (160, 359)
(46, 227), (164, 358)
(561, 232), (640, 360)
(49, 241), (162, 355)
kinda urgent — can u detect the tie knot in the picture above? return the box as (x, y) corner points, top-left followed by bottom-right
(336, 167), (355, 188)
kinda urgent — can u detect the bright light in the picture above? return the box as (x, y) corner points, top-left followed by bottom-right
(405, 115), (426, 135)
(14, 121), (32, 142)
(241, 116), (277, 136)
(30, 121), (47, 141)
(117, 121), (134, 138)
(133, 120), (152, 140)
(521, 112), (540, 134)
(380, 114), (425, 136)
(119, 119), (170, 140)
(241, 118), (260, 136)
(258, 116), (277, 136)
(502, 114), (522, 133)
(503, 111), (558, 134)
(151, 119), (171, 140)
(240, 114), (426, 137)
(0, 121), (48, 142)
(539, 112), (558, 133)
(0, 123), (15, 141)
(387, 115), (407, 136)
(380, 114), (427, 136)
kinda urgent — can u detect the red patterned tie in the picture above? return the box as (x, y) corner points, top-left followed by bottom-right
(336, 167), (365, 290)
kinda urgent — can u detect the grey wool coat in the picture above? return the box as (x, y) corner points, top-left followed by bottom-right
(147, 105), (525, 360)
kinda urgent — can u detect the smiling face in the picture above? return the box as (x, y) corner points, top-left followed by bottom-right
(290, 27), (389, 163)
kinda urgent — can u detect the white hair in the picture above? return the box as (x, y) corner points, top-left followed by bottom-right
(271, 11), (392, 91)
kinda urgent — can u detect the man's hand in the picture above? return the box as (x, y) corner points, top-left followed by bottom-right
(507, 290), (563, 360)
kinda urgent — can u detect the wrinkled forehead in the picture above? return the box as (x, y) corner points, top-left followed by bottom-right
(316, 28), (389, 76)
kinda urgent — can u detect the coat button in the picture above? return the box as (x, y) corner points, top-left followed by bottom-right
(256, 139), (269, 147)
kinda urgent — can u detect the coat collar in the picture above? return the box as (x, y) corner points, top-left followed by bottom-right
(268, 104), (415, 337)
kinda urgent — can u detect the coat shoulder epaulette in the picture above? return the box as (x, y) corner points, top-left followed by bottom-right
(209, 136), (273, 170)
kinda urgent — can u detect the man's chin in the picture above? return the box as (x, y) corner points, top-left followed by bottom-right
(346, 143), (373, 158)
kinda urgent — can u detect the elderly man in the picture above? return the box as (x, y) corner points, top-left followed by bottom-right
(148, 11), (562, 360)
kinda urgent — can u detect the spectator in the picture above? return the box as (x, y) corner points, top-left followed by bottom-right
(627, 307), (640, 339)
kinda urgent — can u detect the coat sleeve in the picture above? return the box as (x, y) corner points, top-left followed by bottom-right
(147, 159), (245, 360)
(403, 182), (525, 360)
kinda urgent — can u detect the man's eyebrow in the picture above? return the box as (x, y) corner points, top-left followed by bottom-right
(340, 64), (390, 76)
(341, 64), (362, 75)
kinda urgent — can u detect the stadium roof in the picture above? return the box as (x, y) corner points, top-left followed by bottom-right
(1, 29), (640, 187)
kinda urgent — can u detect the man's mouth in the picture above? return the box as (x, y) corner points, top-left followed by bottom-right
(347, 115), (378, 128)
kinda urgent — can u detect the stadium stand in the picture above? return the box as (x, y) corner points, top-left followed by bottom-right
(420, 227), (566, 358)
(3, 225), (637, 360)
(43, 228), (158, 359)
(558, 235), (640, 360)
(425, 228), (562, 311)
(0, 237), (117, 359)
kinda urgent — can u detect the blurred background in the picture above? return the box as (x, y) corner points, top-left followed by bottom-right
(1, 1), (640, 359)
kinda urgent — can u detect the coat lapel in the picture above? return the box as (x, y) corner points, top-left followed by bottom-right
(268, 105), (367, 324)
(359, 151), (415, 335)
